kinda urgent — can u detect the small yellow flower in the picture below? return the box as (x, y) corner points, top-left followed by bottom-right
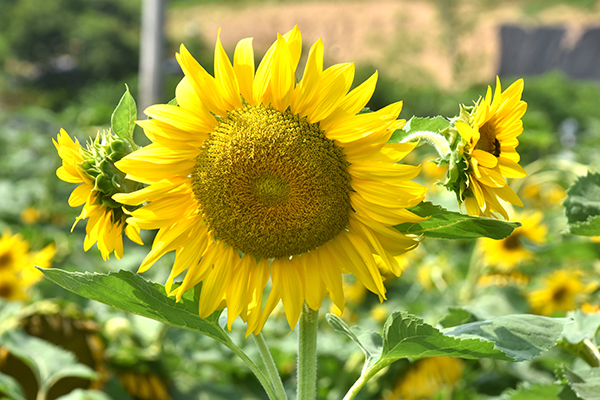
(477, 271), (529, 288)
(581, 302), (600, 315)
(479, 211), (547, 271)
(385, 357), (464, 400)
(0, 230), (55, 300)
(114, 27), (426, 334)
(455, 78), (527, 219)
(528, 270), (597, 316)
(54, 130), (143, 260)
(20, 206), (41, 225)
(521, 181), (566, 209)
(370, 304), (388, 323)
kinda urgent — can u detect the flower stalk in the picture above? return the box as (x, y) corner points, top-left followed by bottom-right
(297, 303), (319, 400)
(400, 130), (451, 157)
(254, 333), (288, 399)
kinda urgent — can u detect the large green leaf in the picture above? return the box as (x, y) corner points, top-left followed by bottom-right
(380, 312), (510, 361)
(444, 314), (569, 362)
(40, 269), (229, 343)
(0, 330), (97, 393)
(110, 84), (137, 141)
(561, 310), (600, 344)
(0, 372), (26, 400)
(564, 172), (600, 236)
(564, 367), (600, 400)
(394, 201), (521, 240)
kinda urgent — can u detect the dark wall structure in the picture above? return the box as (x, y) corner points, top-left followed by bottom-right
(498, 25), (600, 81)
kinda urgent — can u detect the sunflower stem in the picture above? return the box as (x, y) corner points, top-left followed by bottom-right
(297, 303), (319, 400)
(222, 337), (280, 400)
(401, 130), (451, 157)
(254, 333), (288, 399)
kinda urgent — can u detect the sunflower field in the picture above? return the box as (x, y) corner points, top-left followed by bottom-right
(1, 1), (600, 400)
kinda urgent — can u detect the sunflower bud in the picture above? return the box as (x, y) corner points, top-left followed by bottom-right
(54, 127), (145, 260)
(79, 130), (140, 213)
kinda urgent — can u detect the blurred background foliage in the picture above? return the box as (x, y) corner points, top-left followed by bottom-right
(1, 0), (600, 399)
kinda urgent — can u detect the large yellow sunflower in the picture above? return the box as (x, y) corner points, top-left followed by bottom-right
(54, 130), (143, 260)
(114, 27), (426, 334)
(455, 78), (527, 218)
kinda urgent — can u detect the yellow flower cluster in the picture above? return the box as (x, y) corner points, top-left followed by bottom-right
(0, 230), (55, 301)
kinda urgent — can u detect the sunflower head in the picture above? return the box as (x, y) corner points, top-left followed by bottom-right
(115, 26), (426, 334)
(446, 77), (527, 219)
(528, 269), (597, 316)
(479, 211), (547, 271)
(54, 129), (143, 260)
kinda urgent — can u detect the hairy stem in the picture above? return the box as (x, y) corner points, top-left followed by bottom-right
(254, 333), (288, 399)
(297, 303), (319, 400)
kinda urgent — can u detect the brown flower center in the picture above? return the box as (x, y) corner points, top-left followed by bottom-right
(0, 252), (13, 271)
(477, 121), (501, 157)
(192, 104), (352, 259)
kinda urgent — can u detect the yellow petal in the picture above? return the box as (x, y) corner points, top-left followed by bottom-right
(199, 246), (235, 318)
(215, 29), (242, 109)
(270, 33), (295, 111)
(272, 257), (304, 330)
(234, 37), (255, 103)
(472, 149), (498, 168)
(176, 44), (229, 116)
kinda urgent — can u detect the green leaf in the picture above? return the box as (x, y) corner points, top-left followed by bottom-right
(39, 268), (229, 343)
(111, 84), (137, 141)
(0, 330), (97, 392)
(389, 116), (451, 142)
(438, 307), (479, 328)
(561, 310), (600, 344)
(499, 383), (563, 400)
(326, 314), (382, 367)
(444, 314), (569, 362)
(564, 367), (600, 400)
(0, 372), (26, 400)
(564, 172), (600, 236)
(394, 201), (521, 240)
(55, 389), (113, 400)
(380, 312), (511, 362)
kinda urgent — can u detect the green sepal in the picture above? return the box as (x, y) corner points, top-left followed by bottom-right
(111, 84), (137, 142)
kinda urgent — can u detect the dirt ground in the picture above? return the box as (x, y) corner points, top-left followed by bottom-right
(167, 0), (600, 90)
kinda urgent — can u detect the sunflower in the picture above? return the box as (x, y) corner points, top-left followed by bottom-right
(479, 211), (547, 271)
(54, 129), (143, 260)
(454, 77), (527, 219)
(114, 27), (426, 334)
(0, 230), (55, 300)
(528, 270), (597, 316)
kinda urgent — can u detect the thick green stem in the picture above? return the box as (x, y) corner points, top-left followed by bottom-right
(221, 338), (280, 400)
(401, 130), (451, 157)
(254, 333), (288, 400)
(297, 303), (319, 400)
